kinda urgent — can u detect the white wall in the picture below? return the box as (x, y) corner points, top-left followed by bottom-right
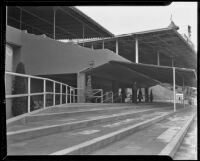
(5, 44), (13, 119)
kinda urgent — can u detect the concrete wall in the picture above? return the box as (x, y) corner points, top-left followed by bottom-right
(5, 44), (14, 119)
(8, 28), (129, 76)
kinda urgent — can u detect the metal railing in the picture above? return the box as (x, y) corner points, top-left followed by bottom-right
(5, 71), (82, 116)
(92, 89), (103, 103)
(102, 91), (113, 103)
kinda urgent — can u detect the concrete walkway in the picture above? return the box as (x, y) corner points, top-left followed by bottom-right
(173, 116), (197, 160)
(90, 107), (196, 155)
(7, 109), (170, 155)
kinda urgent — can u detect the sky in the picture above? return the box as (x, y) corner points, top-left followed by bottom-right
(77, 2), (197, 51)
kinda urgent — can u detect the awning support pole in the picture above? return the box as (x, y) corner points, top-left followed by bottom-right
(6, 6), (8, 26)
(173, 67), (176, 112)
(182, 77), (185, 108)
(135, 37), (139, 63)
(102, 39), (104, 49)
(157, 51), (160, 66)
(20, 7), (22, 30)
(82, 25), (85, 47)
(53, 7), (56, 40)
(116, 39), (118, 55)
(91, 43), (94, 50)
(172, 58), (174, 67)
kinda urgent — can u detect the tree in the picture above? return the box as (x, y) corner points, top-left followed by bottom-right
(12, 62), (27, 116)
(150, 89), (154, 103)
(85, 75), (93, 102)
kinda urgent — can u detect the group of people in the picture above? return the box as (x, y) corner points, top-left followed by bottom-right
(120, 82), (153, 103)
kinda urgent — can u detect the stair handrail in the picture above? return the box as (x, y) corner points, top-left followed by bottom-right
(5, 71), (80, 117)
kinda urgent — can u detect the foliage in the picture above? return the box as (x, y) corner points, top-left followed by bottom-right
(85, 75), (93, 102)
(12, 62), (27, 116)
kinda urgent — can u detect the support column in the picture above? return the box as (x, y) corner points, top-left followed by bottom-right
(82, 25), (85, 47)
(102, 39), (104, 49)
(19, 7), (22, 30)
(77, 72), (86, 103)
(6, 6), (8, 26)
(116, 39), (118, 55)
(91, 43), (94, 50)
(182, 77), (185, 108)
(135, 37), (139, 63)
(172, 58), (174, 67)
(53, 7), (57, 40)
(157, 51), (160, 66)
(173, 67), (176, 112)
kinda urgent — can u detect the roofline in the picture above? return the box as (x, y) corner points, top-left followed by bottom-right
(70, 7), (114, 37)
(109, 60), (197, 72)
(76, 26), (176, 44)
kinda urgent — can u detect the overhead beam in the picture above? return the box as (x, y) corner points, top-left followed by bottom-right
(16, 6), (78, 39)
(58, 7), (105, 38)
(173, 67), (176, 112)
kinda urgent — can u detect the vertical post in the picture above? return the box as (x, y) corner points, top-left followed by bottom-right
(53, 7), (56, 40)
(20, 7), (22, 30)
(112, 92), (113, 103)
(82, 25), (85, 47)
(6, 6), (8, 26)
(28, 77), (31, 113)
(116, 39), (118, 55)
(70, 87), (72, 103)
(135, 37), (139, 63)
(43, 79), (46, 108)
(101, 90), (103, 103)
(172, 58), (174, 67)
(102, 39), (104, 49)
(66, 85), (68, 104)
(91, 43), (94, 50)
(73, 89), (76, 103)
(183, 77), (185, 108)
(60, 84), (62, 105)
(173, 67), (176, 112)
(53, 81), (55, 106)
(157, 51), (160, 66)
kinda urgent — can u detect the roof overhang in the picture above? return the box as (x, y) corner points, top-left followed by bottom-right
(78, 27), (197, 70)
(109, 61), (197, 88)
(7, 6), (114, 40)
(84, 62), (160, 88)
(83, 60), (196, 88)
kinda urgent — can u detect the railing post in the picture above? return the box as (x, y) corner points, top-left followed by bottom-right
(53, 81), (55, 106)
(43, 79), (46, 108)
(112, 92), (113, 103)
(73, 89), (76, 103)
(101, 90), (103, 103)
(70, 87), (72, 103)
(60, 84), (62, 105)
(66, 85), (68, 104)
(28, 77), (31, 113)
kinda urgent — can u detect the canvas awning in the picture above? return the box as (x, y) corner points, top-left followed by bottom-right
(83, 60), (197, 88)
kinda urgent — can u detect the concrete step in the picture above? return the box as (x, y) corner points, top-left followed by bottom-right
(24, 106), (139, 123)
(37, 102), (174, 114)
(7, 108), (173, 155)
(7, 107), (164, 143)
(88, 107), (196, 155)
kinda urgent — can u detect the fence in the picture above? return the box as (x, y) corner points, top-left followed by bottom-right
(5, 71), (82, 117)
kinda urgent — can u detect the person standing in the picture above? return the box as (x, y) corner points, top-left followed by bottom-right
(132, 82), (138, 104)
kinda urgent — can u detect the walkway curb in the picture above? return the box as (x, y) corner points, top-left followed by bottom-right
(158, 111), (197, 158)
(50, 111), (175, 155)
(7, 108), (159, 143)
(25, 106), (135, 123)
